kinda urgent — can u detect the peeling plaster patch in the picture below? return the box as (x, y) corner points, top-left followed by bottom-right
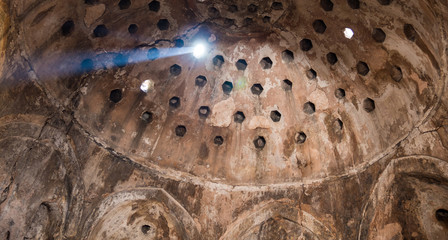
(406, 131), (436, 154)
(376, 223), (403, 240)
(410, 71), (428, 95)
(317, 113), (333, 148)
(263, 77), (279, 94)
(257, 44), (276, 66)
(317, 78), (330, 88)
(248, 116), (271, 130)
(309, 89), (329, 110)
(84, 4), (106, 27)
(336, 134), (351, 160)
(207, 98), (235, 127)
(233, 44), (252, 60)
(359, 141), (369, 157)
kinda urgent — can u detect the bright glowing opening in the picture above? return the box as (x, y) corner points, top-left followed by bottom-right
(140, 79), (153, 93)
(193, 43), (207, 59)
(344, 28), (354, 39)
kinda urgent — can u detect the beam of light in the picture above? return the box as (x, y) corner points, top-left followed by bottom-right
(4, 42), (211, 89)
(193, 42), (207, 59)
(344, 28), (354, 39)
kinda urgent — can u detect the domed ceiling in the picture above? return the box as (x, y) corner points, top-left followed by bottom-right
(1, 0), (448, 239)
(21, 0), (443, 184)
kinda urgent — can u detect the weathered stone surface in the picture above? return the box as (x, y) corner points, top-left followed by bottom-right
(248, 116), (271, 130)
(84, 4), (106, 28)
(208, 97), (235, 128)
(0, 0), (448, 239)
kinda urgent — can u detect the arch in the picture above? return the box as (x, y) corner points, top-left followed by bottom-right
(82, 188), (200, 240)
(358, 156), (448, 240)
(220, 200), (335, 239)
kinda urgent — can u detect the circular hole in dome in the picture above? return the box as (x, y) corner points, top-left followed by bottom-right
(228, 4), (238, 13)
(312, 20), (327, 34)
(260, 57), (273, 69)
(271, 2), (283, 10)
(147, 48), (160, 61)
(80, 59), (94, 72)
(213, 55), (225, 68)
(363, 98), (375, 112)
(224, 18), (235, 27)
(295, 132), (307, 144)
(235, 59), (248, 71)
(247, 4), (258, 13)
(208, 7), (220, 18)
(157, 19), (170, 31)
(303, 102), (316, 115)
(243, 18), (253, 26)
(93, 24), (108, 37)
(320, 0), (334, 11)
(282, 50), (294, 63)
(347, 0), (360, 9)
(213, 136), (224, 146)
(118, 0), (131, 9)
(372, 28), (386, 43)
(306, 68), (317, 80)
(141, 111), (153, 123)
(140, 79), (153, 93)
(174, 39), (184, 48)
(128, 24), (138, 34)
(300, 39), (313, 51)
(253, 136), (266, 149)
(326, 52), (338, 65)
(175, 125), (187, 137)
(357, 61), (370, 76)
(234, 111), (245, 123)
(113, 54), (128, 68)
(109, 89), (122, 103)
(436, 209), (448, 225)
(344, 28), (354, 39)
(377, 0), (392, 5)
(404, 23), (417, 41)
(61, 20), (75, 36)
(222, 81), (233, 95)
(148, 0), (160, 12)
(141, 225), (151, 234)
(214, 136), (224, 146)
(391, 66), (403, 82)
(251, 84), (264, 95)
(169, 96), (180, 109)
(198, 106), (210, 119)
(170, 64), (182, 76)
(263, 16), (271, 23)
(335, 88), (346, 99)
(195, 75), (207, 87)
(282, 79), (293, 91)
(270, 110), (282, 122)
(193, 42), (207, 59)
